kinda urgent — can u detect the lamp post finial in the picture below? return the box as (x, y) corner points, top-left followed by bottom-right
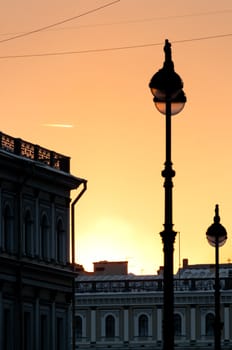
(214, 204), (220, 224)
(164, 39), (172, 62)
(163, 39), (174, 71)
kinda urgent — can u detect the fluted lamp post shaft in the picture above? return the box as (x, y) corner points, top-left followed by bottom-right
(149, 40), (186, 350)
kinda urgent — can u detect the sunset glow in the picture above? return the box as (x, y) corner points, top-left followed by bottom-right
(1, 0), (232, 274)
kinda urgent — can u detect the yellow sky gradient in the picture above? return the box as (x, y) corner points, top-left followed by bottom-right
(0, 0), (232, 274)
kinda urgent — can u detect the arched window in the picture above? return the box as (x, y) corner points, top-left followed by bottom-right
(41, 215), (49, 260)
(174, 314), (182, 336)
(3, 205), (12, 253)
(75, 316), (82, 340)
(40, 314), (49, 350)
(56, 219), (65, 263)
(24, 311), (32, 350)
(139, 314), (148, 337)
(105, 315), (115, 338)
(56, 317), (65, 350)
(206, 313), (214, 336)
(24, 210), (33, 256)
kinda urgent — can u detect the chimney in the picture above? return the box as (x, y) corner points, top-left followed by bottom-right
(183, 258), (188, 268)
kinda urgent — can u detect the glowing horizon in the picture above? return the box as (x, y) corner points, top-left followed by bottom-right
(1, 0), (232, 275)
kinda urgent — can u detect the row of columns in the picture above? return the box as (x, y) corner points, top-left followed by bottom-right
(0, 290), (72, 350)
(88, 305), (231, 344)
(89, 307), (163, 343)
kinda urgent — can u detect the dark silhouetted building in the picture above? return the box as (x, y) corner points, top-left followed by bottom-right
(0, 132), (86, 350)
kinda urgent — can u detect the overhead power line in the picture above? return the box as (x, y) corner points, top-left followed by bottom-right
(62, 8), (232, 29)
(0, 32), (231, 59)
(0, 0), (120, 44)
(0, 8), (231, 37)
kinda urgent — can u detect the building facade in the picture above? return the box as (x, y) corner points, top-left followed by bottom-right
(75, 260), (232, 349)
(0, 132), (86, 350)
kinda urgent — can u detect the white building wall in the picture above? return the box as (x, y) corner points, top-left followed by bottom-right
(75, 276), (232, 349)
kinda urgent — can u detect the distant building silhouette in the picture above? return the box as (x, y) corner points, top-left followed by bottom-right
(0, 132), (86, 350)
(93, 260), (128, 275)
(75, 259), (232, 349)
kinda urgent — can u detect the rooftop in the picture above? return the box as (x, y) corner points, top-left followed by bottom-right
(0, 131), (70, 173)
(76, 259), (232, 293)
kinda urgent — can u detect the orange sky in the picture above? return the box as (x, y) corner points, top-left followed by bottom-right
(1, 0), (232, 274)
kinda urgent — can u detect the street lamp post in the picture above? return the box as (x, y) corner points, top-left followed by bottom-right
(149, 40), (186, 350)
(206, 204), (227, 350)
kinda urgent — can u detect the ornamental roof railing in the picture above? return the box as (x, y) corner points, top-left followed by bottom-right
(0, 131), (70, 173)
(76, 277), (232, 293)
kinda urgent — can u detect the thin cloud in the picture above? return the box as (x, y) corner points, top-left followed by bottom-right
(42, 123), (74, 128)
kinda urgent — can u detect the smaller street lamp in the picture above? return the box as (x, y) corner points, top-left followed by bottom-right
(206, 204), (227, 350)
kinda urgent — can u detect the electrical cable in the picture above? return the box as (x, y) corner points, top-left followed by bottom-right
(0, 32), (231, 59)
(0, 0), (120, 44)
(0, 8), (231, 37)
